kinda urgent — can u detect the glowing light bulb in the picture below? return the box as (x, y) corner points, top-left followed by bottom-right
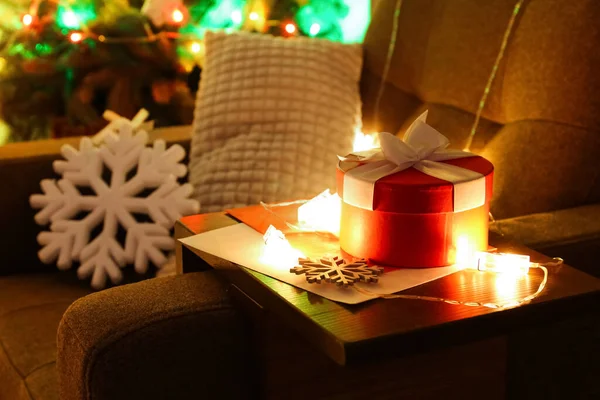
(171, 9), (184, 24)
(69, 32), (84, 43)
(62, 10), (79, 28)
(22, 14), (33, 26)
(231, 10), (243, 24)
(297, 190), (341, 236)
(455, 235), (474, 268)
(285, 23), (296, 34)
(249, 12), (259, 21)
(190, 42), (201, 54)
(474, 252), (531, 276)
(309, 23), (321, 36)
(261, 225), (304, 270)
(352, 129), (380, 152)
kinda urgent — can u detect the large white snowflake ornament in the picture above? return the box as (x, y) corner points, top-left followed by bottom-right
(30, 111), (200, 289)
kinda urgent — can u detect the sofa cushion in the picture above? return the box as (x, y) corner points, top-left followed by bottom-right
(0, 273), (90, 400)
(189, 30), (362, 212)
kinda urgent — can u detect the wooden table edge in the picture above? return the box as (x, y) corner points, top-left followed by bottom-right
(176, 217), (349, 364)
(175, 213), (600, 366)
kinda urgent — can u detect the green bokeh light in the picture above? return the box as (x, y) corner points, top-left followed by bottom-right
(231, 9), (243, 25)
(56, 3), (97, 30)
(339, 0), (370, 43)
(201, 0), (246, 30)
(296, 0), (370, 43)
(180, 0), (246, 40)
(309, 23), (321, 36)
(35, 43), (54, 56)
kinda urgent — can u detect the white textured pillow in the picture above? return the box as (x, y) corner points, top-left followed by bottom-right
(189, 31), (363, 212)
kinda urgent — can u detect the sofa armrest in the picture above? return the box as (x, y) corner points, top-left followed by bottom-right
(57, 271), (256, 400)
(0, 126), (192, 276)
(491, 203), (600, 277)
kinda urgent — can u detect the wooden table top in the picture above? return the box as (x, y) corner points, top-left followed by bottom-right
(177, 212), (600, 366)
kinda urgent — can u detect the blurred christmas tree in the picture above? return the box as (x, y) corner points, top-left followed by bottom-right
(0, 0), (370, 144)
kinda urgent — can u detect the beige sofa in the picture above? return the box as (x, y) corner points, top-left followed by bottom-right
(1, 0), (599, 398)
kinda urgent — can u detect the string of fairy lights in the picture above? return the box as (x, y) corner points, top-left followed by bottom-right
(1, 0), (324, 64)
(261, 199), (564, 310)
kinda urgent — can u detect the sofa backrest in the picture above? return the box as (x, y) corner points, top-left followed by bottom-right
(362, 0), (600, 219)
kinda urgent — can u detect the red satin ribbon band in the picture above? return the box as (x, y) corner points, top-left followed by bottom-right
(337, 156), (494, 214)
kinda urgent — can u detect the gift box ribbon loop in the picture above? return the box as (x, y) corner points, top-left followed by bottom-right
(340, 111), (486, 212)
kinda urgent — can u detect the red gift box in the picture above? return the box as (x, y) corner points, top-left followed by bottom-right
(337, 113), (494, 268)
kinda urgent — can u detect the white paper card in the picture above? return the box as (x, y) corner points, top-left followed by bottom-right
(180, 224), (460, 305)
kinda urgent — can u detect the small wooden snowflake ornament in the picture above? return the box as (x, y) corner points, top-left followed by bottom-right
(290, 256), (383, 287)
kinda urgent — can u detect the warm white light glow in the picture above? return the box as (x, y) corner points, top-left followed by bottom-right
(22, 14), (33, 26)
(261, 225), (304, 269)
(455, 235), (475, 268)
(456, 236), (530, 276)
(353, 129), (380, 152)
(249, 12), (259, 21)
(190, 42), (201, 54)
(264, 225), (285, 245)
(171, 9), (184, 23)
(297, 190), (341, 236)
(69, 32), (84, 43)
(231, 10), (243, 24)
(494, 272), (522, 299)
(475, 252), (531, 276)
(62, 11), (78, 27)
(309, 23), (321, 36)
(285, 23), (296, 34)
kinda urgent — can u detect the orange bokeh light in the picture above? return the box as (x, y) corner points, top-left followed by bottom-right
(171, 9), (184, 24)
(22, 14), (33, 26)
(284, 23), (296, 34)
(69, 32), (84, 43)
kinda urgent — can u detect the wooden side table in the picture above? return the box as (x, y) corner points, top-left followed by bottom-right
(176, 211), (600, 399)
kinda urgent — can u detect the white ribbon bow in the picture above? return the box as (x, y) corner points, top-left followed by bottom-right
(341, 111), (487, 212)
